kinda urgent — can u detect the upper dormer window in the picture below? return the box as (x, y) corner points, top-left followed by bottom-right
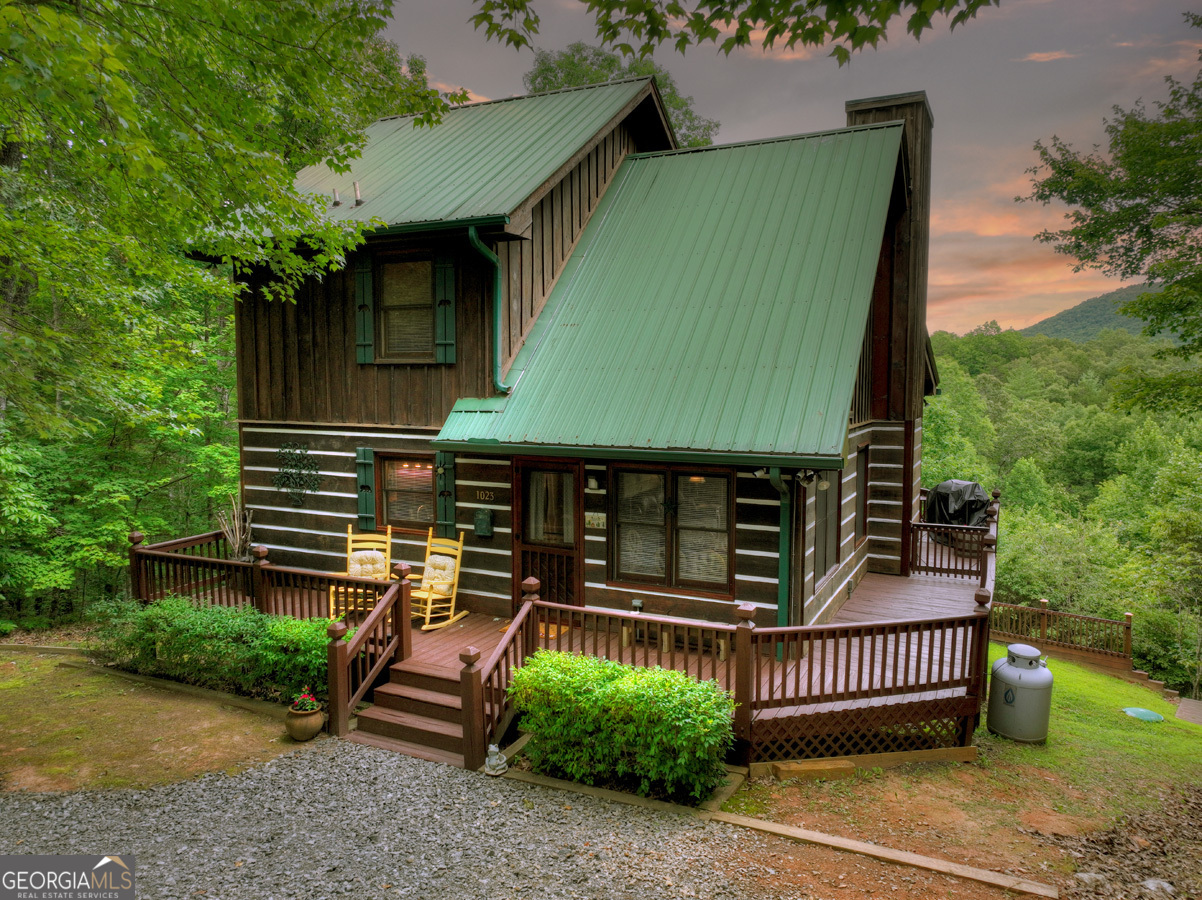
(354, 249), (456, 365)
(379, 257), (436, 362)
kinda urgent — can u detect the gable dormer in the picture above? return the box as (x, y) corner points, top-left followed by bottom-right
(235, 78), (675, 428)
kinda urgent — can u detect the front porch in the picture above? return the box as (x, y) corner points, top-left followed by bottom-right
(126, 497), (1003, 768)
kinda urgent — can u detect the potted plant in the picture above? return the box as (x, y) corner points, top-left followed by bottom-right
(285, 688), (325, 741)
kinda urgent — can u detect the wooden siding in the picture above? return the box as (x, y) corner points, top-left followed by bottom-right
(236, 237), (493, 427)
(847, 94), (933, 422)
(495, 125), (634, 371)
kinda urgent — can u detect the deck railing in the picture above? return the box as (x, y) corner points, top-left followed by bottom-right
(128, 533), (395, 622)
(991, 599), (1132, 666)
(748, 613), (989, 709)
(327, 566), (413, 737)
(910, 489), (999, 578)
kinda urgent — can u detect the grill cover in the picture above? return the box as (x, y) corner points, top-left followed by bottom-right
(925, 479), (989, 527)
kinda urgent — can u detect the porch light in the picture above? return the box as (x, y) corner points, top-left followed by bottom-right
(631, 597), (644, 614)
(817, 478), (830, 491)
(688, 476), (706, 483)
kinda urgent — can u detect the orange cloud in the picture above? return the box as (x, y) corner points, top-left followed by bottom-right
(432, 80), (491, 103)
(1016, 50), (1078, 62)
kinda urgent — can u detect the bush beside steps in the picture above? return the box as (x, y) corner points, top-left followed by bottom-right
(90, 596), (336, 703)
(509, 650), (735, 805)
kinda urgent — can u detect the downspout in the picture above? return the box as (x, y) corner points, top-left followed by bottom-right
(467, 225), (509, 394)
(768, 468), (792, 628)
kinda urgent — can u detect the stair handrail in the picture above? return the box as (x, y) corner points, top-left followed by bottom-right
(327, 564), (412, 737)
(462, 578), (542, 769)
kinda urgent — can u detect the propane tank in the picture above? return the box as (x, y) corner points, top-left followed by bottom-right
(987, 643), (1053, 743)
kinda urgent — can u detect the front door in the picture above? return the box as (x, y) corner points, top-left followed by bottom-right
(513, 459), (584, 609)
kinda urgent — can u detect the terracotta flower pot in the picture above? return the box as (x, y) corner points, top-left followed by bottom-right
(285, 708), (324, 742)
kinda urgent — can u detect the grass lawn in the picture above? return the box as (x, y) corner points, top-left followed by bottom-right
(0, 650), (313, 791)
(720, 643), (1202, 893)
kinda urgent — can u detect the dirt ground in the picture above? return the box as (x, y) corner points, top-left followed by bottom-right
(0, 649), (310, 791)
(719, 756), (1202, 900)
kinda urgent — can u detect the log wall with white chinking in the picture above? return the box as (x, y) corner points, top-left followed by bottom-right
(494, 125), (634, 371)
(800, 438), (871, 628)
(240, 424), (442, 572)
(451, 456), (516, 619)
(866, 422), (907, 575)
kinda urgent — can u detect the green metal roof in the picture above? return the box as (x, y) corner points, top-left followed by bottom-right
(294, 78), (653, 229)
(435, 122), (904, 466)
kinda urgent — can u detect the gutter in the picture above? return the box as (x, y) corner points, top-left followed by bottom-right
(467, 225), (510, 394)
(768, 468), (792, 628)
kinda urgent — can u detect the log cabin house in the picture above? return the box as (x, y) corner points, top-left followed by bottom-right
(135, 79), (1002, 768)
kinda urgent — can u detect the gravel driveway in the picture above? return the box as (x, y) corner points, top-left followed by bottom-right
(0, 739), (792, 899)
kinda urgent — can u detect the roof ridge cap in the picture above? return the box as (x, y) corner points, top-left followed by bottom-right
(374, 76), (653, 124)
(626, 120), (904, 160)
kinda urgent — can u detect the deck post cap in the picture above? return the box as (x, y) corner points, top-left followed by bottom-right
(128, 531), (144, 545)
(735, 603), (757, 623)
(521, 576), (541, 592)
(251, 545), (269, 561)
(460, 646), (482, 666)
(974, 588), (991, 607)
(395, 562), (411, 578)
(327, 620), (348, 640)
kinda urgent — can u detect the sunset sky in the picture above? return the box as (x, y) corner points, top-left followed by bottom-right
(388, 0), (1199, 334)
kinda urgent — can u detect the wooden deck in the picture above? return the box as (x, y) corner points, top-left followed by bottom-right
(407, 571), (984, 693)
(834, 572), (982, 623)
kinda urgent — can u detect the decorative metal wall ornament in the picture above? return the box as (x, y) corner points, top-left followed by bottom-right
(273, 442), (321, 507)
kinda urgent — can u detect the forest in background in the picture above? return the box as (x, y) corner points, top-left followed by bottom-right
(926, 324), (1202, 697)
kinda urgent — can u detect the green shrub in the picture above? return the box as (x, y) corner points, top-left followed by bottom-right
(509, 650), (734, 804)
(0, 620), (16, 637)
(90, 596), (335, 702)
(17, 615), (52, 632)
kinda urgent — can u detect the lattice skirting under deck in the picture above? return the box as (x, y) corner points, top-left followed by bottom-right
(749, 694), (979, 763)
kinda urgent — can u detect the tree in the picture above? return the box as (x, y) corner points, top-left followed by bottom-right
(0, 1), (459, 435)
(524, 43), (718, 147)
(1024, 13), (1202, 410)
(473, 0), (999, 65)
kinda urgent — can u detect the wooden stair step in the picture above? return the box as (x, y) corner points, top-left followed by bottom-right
(373, 682), (463, 722)
(346, 730), (465, 768)
(356, 705), (464, 753)
(389, 659), (461, 694)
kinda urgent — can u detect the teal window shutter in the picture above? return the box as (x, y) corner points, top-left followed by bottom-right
(355, 448), (376, 531)
(435, 451), (456, 538)
(354, 254), (375, 364)
(434, 254), (456, 364)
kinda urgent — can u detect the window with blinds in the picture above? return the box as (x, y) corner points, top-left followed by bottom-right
(382, 457), (435, 530)
(611, 468), (732, 592)
(379, 259), (435, 360)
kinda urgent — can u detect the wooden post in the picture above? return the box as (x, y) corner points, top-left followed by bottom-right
(250, 545), (269, 613)
(521, 577), (540, 658)
(459, 646), (486, 770)
(1123, 612), (1133, 658)
(326, 620), (350, 737)
(1039, 598), (1049, 642)
(733, 603), (757, 765)
(394, 563), (412, 661)
(128, 532), (145, 602)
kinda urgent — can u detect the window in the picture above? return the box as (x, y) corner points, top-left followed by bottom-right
(855, 447), (869, 545)
(611, 467), (732, 592)
(813, 469), (840, 583)
(378, 258), (436, 361)
(524, 470), (575, 546)
(380, 457), (436, 531)
(354, 249), (455, 364)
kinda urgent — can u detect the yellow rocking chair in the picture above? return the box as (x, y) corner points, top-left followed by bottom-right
(407, 528), (468, 631)
(329, 524), (394, 619)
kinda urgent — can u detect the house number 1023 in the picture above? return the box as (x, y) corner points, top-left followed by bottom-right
(475, 490), (495, 501)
